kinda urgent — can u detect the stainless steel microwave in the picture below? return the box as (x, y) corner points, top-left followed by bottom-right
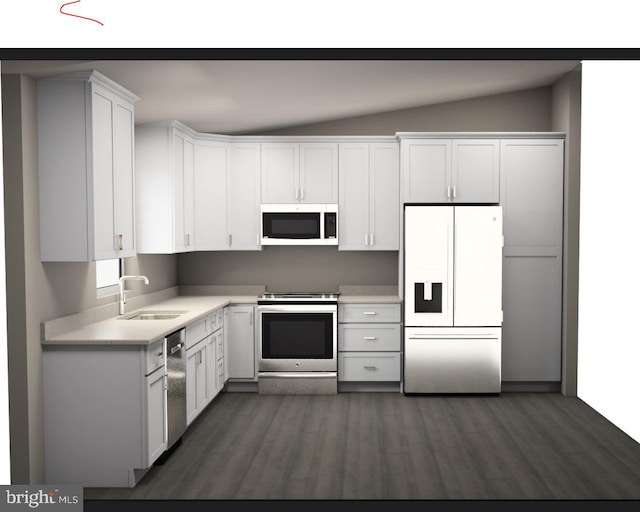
(260, 204), (338, 245)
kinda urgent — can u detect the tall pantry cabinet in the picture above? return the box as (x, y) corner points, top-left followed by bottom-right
(399, 133), (565, 387)
(37, 71), (139, 261)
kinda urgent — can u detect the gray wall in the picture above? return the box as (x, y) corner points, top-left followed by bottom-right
(178, 247), (399, 292)
(256, 87), (552, 135)
(551, 65), (582, 397)
(1, 74), (177, 483)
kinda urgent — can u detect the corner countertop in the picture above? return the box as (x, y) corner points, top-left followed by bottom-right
(42, 295), (257, 346)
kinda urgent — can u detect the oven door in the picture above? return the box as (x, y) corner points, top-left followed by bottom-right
(258, 304), (337, 372)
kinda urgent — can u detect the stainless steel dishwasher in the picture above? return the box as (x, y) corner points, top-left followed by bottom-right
(165, 328), (187, 452)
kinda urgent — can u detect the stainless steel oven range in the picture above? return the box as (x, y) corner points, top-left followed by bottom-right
(257, 292), (338, 394)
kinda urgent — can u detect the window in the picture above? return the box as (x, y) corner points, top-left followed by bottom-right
(96, 258), (122, 297)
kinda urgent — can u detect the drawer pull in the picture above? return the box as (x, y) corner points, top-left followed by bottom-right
(364, 366), (378, 371)
(363, 336), (377, 340)
(363, 311), (377, 316)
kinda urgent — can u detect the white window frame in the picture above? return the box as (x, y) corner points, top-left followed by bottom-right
(96, 258), (123, 298)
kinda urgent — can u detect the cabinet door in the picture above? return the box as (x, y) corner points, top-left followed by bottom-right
(261, 143), (299, 203)
(500, 139), (564, 382)
(91, 85), (117, 260)
(369, 143), (399, 250)
(173, 132), (195, 253)
(299, 143), (338, 203)
(172, 132), (186, 252)
(194, 140), (229, 250)
(401, 139), (451, 203)
(338, 143), (370, 250)
(228, 143), (262, 250)
(206, 333), (218, 400)
(186, 342), (207, 425)
(452, 139), (500, 203)
(145, 368), (167, 466)
(113, 97), (136, 257)
(226, 305), (256, 380)
(183, 137), (195, 251)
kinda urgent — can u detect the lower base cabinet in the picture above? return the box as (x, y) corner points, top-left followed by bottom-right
(225, 305), (257, 381)
(338, 303), (402, 387)
(186, 309), (226, 426)
(42, 344), (167, 487)
(186, 336), (209, 425)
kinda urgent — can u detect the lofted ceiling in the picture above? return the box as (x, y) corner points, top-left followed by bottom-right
(1, 59), (580, 134)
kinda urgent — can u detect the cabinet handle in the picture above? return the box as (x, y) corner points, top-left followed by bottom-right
(228, 234), (232, 247)
(249, 311), (253, 326)
(363, 311), (377, 316)
(364, 366), (378, 371)
(370, 233), (374, 246)
(295, 188), (299, 200)
(363, 336), (377, 340)
(117, 234), (124, 251)
(452, 185), (457, 198)
(186, 233), (191, 246)
(198, 350), (203, 364)
(447, 186), (451, 199)
(300, 188), (304, 200)
(365, 233), (369, 246)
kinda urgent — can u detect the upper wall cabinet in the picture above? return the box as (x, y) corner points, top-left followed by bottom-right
(193, 139), (262, 251)
(261, 142), (338, 204)
(135, 121), (196, 254)
(339, 142), (400, 250)
(400, 138), (500, 204)
(37, 71), (139, 261)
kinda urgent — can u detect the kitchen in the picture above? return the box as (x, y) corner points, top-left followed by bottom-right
(2, 57), (640, 501)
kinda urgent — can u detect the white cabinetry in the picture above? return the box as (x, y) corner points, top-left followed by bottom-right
(37, 70), (139, 261)
(338, 303), (402, 387)
(500, 139), (564, 383)
(401, 137), (499, 204)
(339, 142), (399, 250)
(193, 139), (230, 250)
(261, 142), (338, 204)
(186, 336), (208, 425)
(185, 309), (226, 426)
(228, 143), (262, 250)
(225, 305), (257, 380)
(42, 342), (167, 487)
(135, 121), (196, 253)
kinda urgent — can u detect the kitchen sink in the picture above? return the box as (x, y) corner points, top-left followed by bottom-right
(121, 310), (187, 320)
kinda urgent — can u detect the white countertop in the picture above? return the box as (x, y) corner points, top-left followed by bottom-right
(42, 293), (403, 346)
(42, 295), (257, 346)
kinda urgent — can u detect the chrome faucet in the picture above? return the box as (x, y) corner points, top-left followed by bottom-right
(119, 275), (149, 315)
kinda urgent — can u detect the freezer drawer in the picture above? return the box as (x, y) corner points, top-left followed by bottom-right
(403, 327), (501, 394)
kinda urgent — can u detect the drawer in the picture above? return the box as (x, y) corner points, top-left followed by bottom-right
(339, 304), (401, 323)
(186, 317), (208, 348)
(215, 332), (224, 361)
(338, 352), (401, 382)
(145, 339), (165, 375)
(338, 324), (401, 351)
(207, 308), (225, 334)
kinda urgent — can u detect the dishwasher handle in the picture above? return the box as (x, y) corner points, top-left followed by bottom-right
(170, 342), (183, 354)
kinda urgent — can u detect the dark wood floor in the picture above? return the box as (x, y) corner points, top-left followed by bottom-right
(84, 391), (640, 501)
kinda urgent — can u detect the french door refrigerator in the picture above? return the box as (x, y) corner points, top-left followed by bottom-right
(404, 205), (503, 393)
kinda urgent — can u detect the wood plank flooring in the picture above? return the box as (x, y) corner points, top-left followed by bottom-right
(84, 391), (640, 501)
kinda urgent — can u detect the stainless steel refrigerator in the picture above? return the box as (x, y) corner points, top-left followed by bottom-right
(403, 205), (503, 394)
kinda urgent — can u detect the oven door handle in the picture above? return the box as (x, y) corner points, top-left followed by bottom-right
(258, 305), (337, 314)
